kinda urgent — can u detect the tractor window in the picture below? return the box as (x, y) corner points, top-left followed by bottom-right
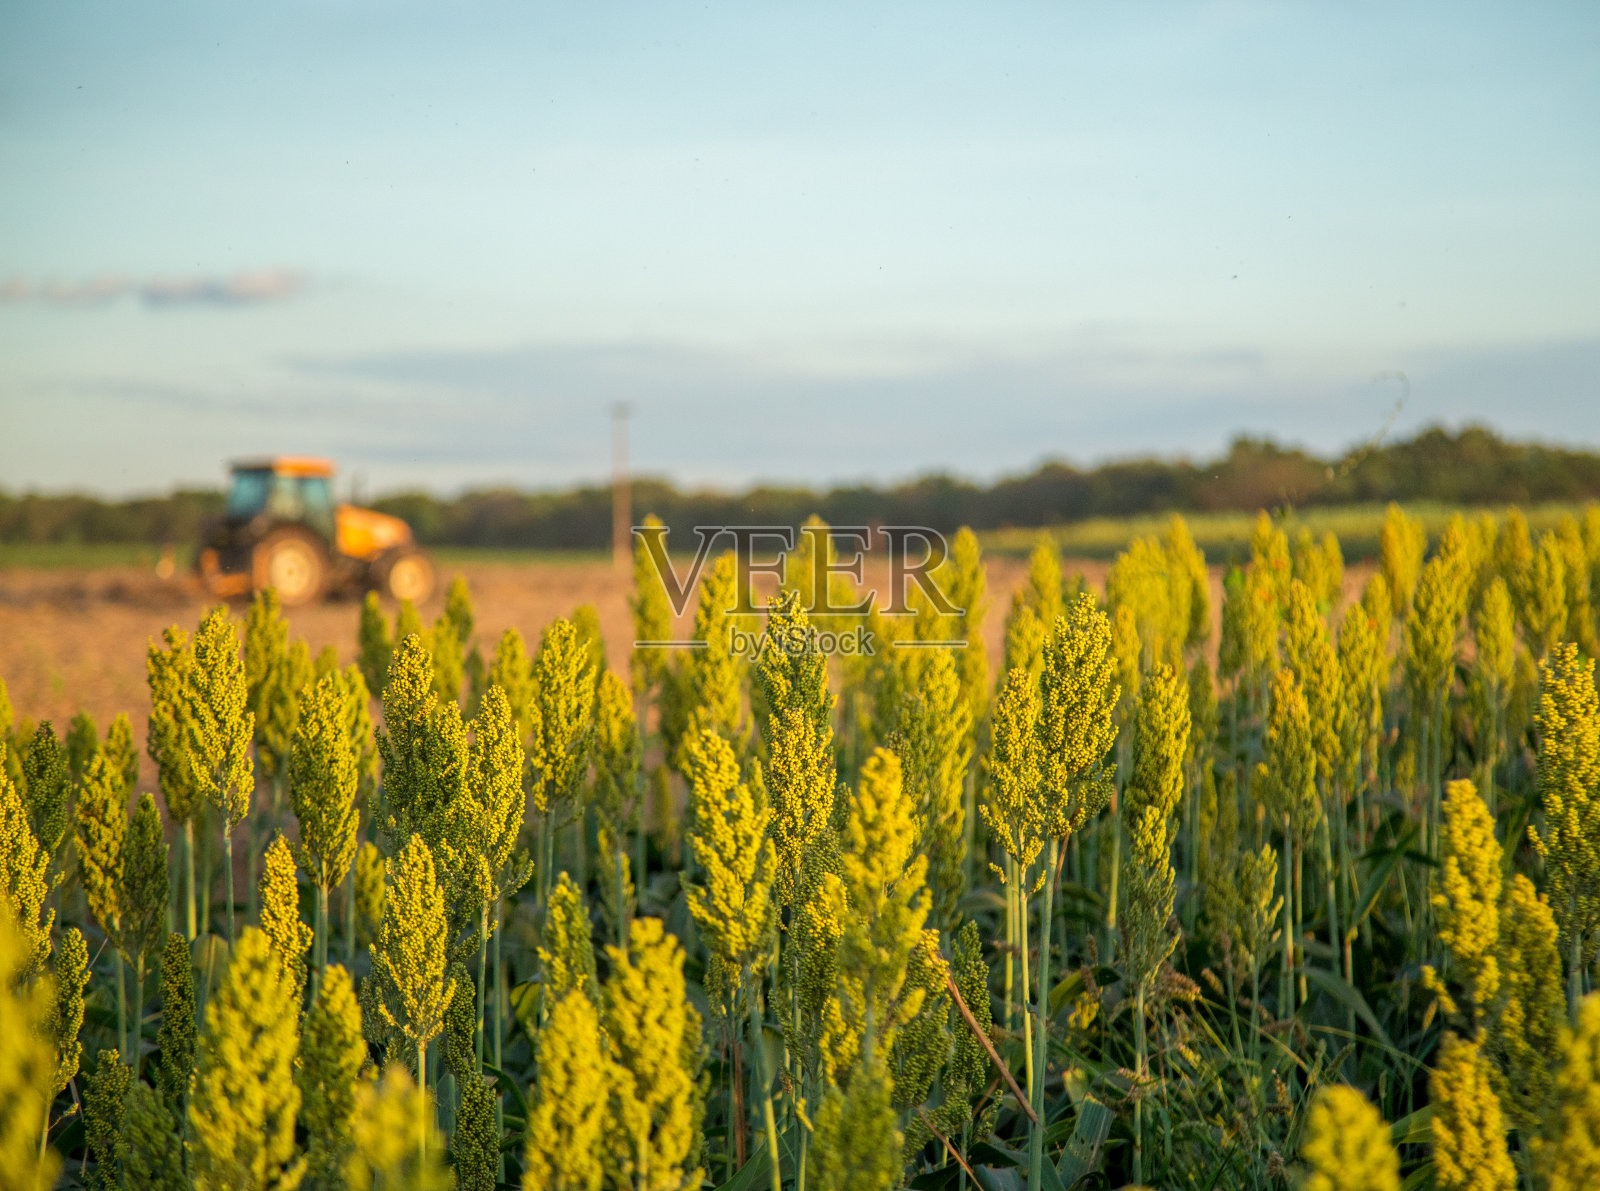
(226, 470), (272, 518)
(297, 476), (335, 536)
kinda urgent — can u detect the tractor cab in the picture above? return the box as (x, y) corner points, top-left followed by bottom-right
(225, 458), (337, 539)
(199, 456), (434, 607)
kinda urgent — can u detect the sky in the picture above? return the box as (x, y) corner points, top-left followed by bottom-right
(1, 1), (1597, 497)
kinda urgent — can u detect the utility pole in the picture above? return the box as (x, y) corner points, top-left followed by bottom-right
(612, 402), (631, 573)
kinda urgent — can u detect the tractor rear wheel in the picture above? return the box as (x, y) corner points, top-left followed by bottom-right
(252, 527), (328, 606)
(375, 547), (435, 604)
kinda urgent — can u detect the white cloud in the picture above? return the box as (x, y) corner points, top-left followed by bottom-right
(0, 270), (307, 308)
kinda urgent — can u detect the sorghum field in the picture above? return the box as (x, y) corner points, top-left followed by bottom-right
(5, 502), (1600, 1191)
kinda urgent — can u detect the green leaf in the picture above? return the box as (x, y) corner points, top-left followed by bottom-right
(1301, 968), (1393, 1048)
(969, 1140), (1026, 1168)
(1389, 1103), (1434, 1146)
(1056, 1096), (1114, 1186)
(480, 1060), (530, 1119)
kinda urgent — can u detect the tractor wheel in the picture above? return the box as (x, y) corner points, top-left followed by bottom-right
(252, 527), (328, 606)
(375, 547), (435, 604)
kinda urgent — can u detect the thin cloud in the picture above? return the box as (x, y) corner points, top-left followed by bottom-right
(0, 270), (307, 308)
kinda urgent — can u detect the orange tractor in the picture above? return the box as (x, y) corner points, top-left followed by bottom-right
(198, 457), (435, 607)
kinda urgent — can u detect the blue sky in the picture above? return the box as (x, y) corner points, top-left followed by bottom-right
(1, 1), (1596, 496)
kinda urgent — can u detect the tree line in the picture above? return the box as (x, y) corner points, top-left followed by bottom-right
(6, 424), (1600, 551)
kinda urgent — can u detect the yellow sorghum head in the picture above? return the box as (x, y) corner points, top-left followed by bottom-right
(187, 926), (306, 1191)
(1405, 543), (1469, 717)
(1120, 803), (1178, 994)
(534, 617), (596, 813)
(947, 920), (993, 1103)
(1489, 874), (1566, 1133)
(1260, 668), (1320, 841)
(85, 1046), (130, 1191)
(757, 588), (834, 740)
(188, 606), (255, 829)
(441, 959), (476, 1080)
(259, 832), (312, 997)
(1111, 603), (1142, 725)
(378, 633), (467, 852)
(1188, 657), (1217, 770)
(453, 1073), (498, 1191)
(1430, 1031), (1516, 1191)
(1380, 502), (1426, 623)
(1286, 580), (1345, 784)
(601, 916), (706, 1191)
(121, 793), (169, 966)
(146, 625), (202, 826)
(1250, 512), (1291, 605)
(1538, 994), (1600, 1191)
(123, 1080), (185, 1191)
(764, 694), (837, 908)
(1360, 572), (1394, 651)
(245, 587), (312, 782)
(298, 963), (366, 1187)
(1001, 590), (1047, 683)
(65, 710), (98, 786)
(1, 745), (53, 978)
(1124, 662), (1189, 831)
(457, 683), (530, 906)
(683, 728), (775, 978)
(290, 671), (360, 896)
(1532, 643), (1600, 973)
(1242, 564), (1282, 684)
(1522, 532), (1569, 658)
(1038, 593), (1120, 838)
(21, 722), (69, 860)
(353, 840), (385, 950)
(101, 711), (140, 797)
(489, 627), (539, 752)
(630, 514), (675, 697)
(429, 597), (466, 708)
(1166, 513), (1212, 646)
(892, 647), (972, 933)
(1474, 578), (1517, 697)
(47, 925), (88, 1097)
(1024, 533), (1065, 629)
(1107, 535), (1184, 666)
(1432, 780), (1503, 1023)
(946, 527), (991, 730)
(1338, 598), (1385, 790)
(683, 552), (746, 751)
(1298, 1084), (1400, 1191)
(891, 930), (952, 1115)
(357, 590), (393, 700)
(345, 1065), (450, 1191)
(540, 871), (598, 1005)
(74, 751), (125, 940)
(157, 932), (194, 1112)
(982, 667), (1044, 876)
(812, 1050), (902, 1191)
(825, 749), (930, 1084)
(1232, 842), (1281, 972)
(369, 834), (456, 1070)
(593, 668), (641, 833)
(523, 991), (610, 1191)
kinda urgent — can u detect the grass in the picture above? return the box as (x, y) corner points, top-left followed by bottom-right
(428, 546), (610, 567)
(0, 542), (607, 572)
(979, 500), (1597, 562)
(0, 542), (186, 570)
(7, 499), (1594, 572)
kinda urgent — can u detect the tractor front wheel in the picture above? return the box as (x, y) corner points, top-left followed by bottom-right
(252, 527), (328, 606)
(375, 547), (435, 604)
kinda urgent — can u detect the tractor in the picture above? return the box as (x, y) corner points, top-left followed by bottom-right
(197, 457), (435, 607)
